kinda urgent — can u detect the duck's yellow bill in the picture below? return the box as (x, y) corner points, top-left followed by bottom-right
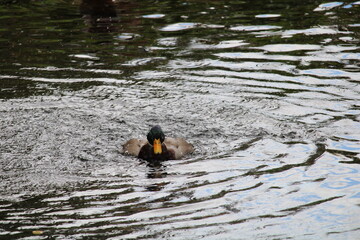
(153, 139), (162, 154)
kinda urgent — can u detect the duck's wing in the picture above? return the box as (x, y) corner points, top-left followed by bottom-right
(121, 138), (147, 157)
(164, 137), (194, 160)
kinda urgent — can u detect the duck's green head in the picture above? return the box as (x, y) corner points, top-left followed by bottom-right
(147, 125), (165, 154)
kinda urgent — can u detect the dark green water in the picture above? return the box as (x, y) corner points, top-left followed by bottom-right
(1, 0), (360, 239)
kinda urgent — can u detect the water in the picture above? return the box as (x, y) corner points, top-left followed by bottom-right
(0, 0), (359, 239)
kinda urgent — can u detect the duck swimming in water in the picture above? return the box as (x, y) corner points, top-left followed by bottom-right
(122, 125), (194, 162)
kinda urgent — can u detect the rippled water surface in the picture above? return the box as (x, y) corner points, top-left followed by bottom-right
(1, 0), (360, 239)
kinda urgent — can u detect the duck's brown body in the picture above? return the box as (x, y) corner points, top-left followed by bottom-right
(122, 131), (194, 162)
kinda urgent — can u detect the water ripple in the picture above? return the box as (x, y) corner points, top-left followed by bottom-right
(160, 22), (200, 32)
(314, 2), (344, 11)
(230, 25), (282, 32)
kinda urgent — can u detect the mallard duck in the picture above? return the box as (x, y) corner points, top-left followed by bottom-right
(122, 125), (194, 162)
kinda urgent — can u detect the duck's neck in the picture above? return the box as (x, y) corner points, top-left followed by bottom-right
(139, 143), (175, 162)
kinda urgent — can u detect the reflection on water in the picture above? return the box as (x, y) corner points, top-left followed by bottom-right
(0, 0), (359, 239)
